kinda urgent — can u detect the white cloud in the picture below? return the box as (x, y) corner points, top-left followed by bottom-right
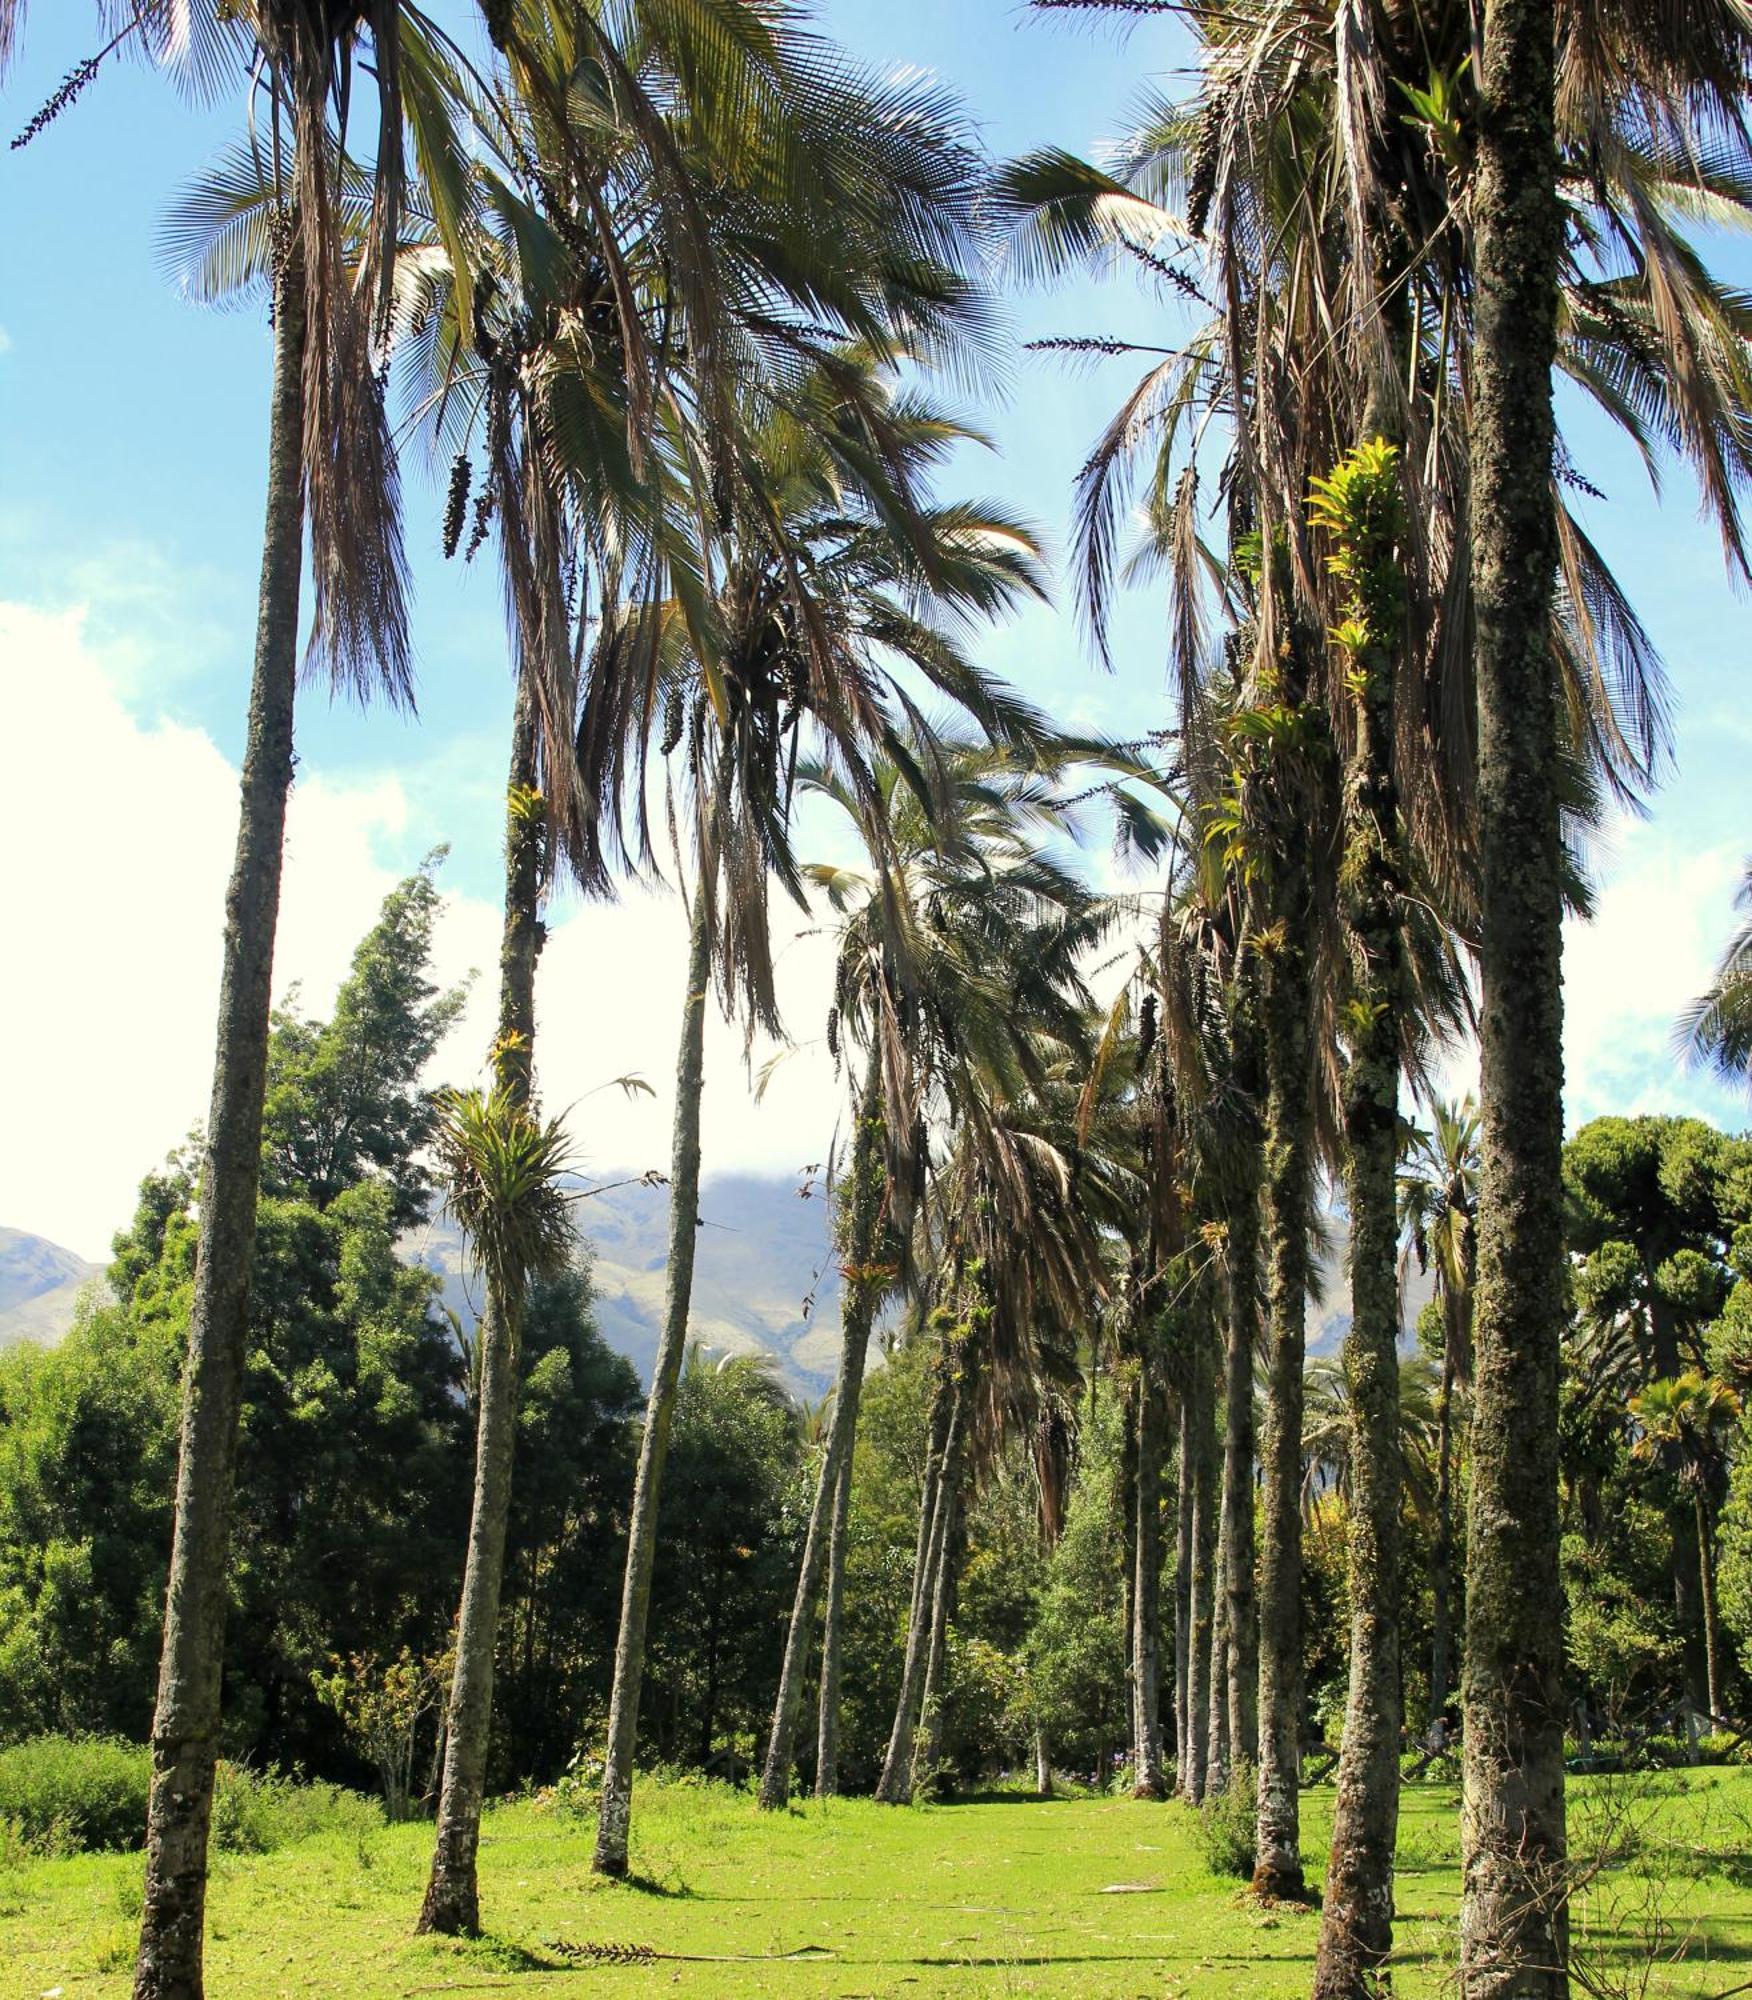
(1423, 816), (1748, 1132)
(0, 326), (12, 359)
(0, 601), (842, 1259)
(1561, 817), (1746, 1129)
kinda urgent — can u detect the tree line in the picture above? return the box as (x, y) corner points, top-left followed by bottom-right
(6, 0), (1752, 1996)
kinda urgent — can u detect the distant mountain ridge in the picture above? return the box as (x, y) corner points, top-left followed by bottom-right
(0, 1179), (1426, 1387)
(404, 1169), (847, 1395)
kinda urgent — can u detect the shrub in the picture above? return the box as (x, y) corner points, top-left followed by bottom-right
(0, 1735), (379, 1856)
(1189, 1763), (1256, 1881)
(210, 1763), (380, 1854)
(0, 1735), (150, 1852)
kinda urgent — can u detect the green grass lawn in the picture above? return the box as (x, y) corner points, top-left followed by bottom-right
(9, 1770), (1752, 1998)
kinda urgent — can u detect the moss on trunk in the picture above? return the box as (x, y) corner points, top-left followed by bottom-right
(1460, 0), (1570, 1987)
(1313, 438), (1410, 1995)
(1255, 862), (1315, 1900)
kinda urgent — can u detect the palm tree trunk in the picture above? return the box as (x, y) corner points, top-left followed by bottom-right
(1206, 1528), (1230, 1797)
(876, 1376), (963, 1804)
(1221, 1167), (1261, 1770)
(1255, 867), (1315, 1899)
(1315, 441), (1410, 1994)
(134, 248), (307, 2000)
(417, 1287), (521, 1934)
(1174, 1389), (1194, 1789)
(1459, 0), (1569, 1990)
(418, 700), (545, 1936)
(1183, 1332), (1216, 1806)
(1697, 1491), (1724, 1726)
(1132, 1355), (1167, 1798)
(593, 880), (713, 1876)
(912, 1479), (965, 1796)
(1429, 1295), (1459, 1721)
(760, 1049), (886, 1808)
(814, 1438), (856, 1798)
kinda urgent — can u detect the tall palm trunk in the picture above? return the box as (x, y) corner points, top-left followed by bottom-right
(876, 1374), (964, 1803)
(815, 1439), (857, 1797)
(418, 695), (543, 1936)
(1132, 1353), (1167, 1798)
(1697, 1490), (1725, 1726)
(134, 249), (307, 2000)
(1174, 1388), (1194, 1785)
(1206, 1530), (1230, 1795)
(760, 1049), (887, 1807)
(594, 878), (714, 1877)
(912, 1480), (965, 1795)
(1315, 444), (1409, 1993)
(418, 1282), (523, 1933)
(1429, 1289), (1460, 1720)
(1460, 0), (1569, 1989)
(1255, 861), (1315, 1899)
(1221, 1156), (1261, 1770)
(1182, 1330), (1216, 1806)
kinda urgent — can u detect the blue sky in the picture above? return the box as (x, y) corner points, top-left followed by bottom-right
(1, 2), (1748, 1255)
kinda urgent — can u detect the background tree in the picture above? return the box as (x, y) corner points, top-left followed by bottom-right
(1400, 1098), (1480, 1721)
(1629, 1371), (1741, 1724)
(419, 1086), (575, 1936)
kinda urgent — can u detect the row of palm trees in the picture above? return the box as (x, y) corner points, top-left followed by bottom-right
(978, 0), (1752, 1992)
(10, 0), (1752, 1995)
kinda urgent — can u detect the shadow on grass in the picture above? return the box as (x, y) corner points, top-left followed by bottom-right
(448, 1935), (573, 1974)
(618, 1871), (694, 1899)
(905, 1948), (1319, 1969)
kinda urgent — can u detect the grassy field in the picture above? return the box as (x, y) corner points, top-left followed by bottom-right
(9, 1770), (1752, 1998)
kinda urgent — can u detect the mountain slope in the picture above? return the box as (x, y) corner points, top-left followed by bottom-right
(0, 1183), (1429, 1385)
(0, 1228), (102, 1349)
(405, 1169), (845, 1395)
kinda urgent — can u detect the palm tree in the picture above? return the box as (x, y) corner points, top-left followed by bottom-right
(64, 11), (479, 1989)
(385, 2), (1002, 1880)
(595, 370), (1054, 1857)
(879, 1051), (1126, 1805)
(418, 1085), (575, 1936)
(1180, 1289), (1220, 1804)
(1309, 437), (1418, 1996)
(1461, 0), (1566, 1974)
(1629, 1371), (1741, 1725)
(1302, 1350), (1441, 1526)
(1678, 864), (1752, 1091)
(1400, 1097), (1480, 1722)
(762, 744), (1120, 1807)
(1005, 1), (1752, 1950)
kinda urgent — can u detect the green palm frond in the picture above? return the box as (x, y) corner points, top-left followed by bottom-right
(1677, 863), (1752, 1088)
(434, 1085), (576, 1312)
